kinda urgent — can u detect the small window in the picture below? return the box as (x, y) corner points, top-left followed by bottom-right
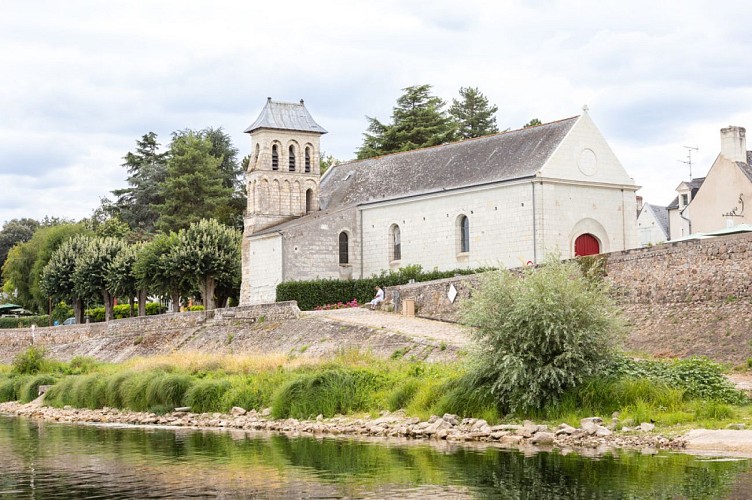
(339, 232), (349, 264)
(289, 145), (296, 171)
(390, 225), (401, 261)
(681, 194), (689, 206)
(459, 215), (469, 253)
(305, 147), (311, 173)
(272, 145), (279, 170)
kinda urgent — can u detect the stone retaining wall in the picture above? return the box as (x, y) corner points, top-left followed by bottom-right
(386, 232), (752, 364)
(0, 302), (300, 351)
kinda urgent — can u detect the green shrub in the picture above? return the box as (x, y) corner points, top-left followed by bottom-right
(187, 305), (205, 311)
(461, 255), (625, 413)
(221, 373), (286, 411)
(271, 369), (382, 419)
(0, 316), (50, 329)
(144, 373), (193, 410)
(185, 379), (232, 413)
(84, 303), (167, 322)
(387, 379), (421, 411)
(72, 374), (109, 409)
(0, 377), (16, 402)
(277, 264), (491, 311)
(434, 374), (499, 420)
(66, 356), (100, 375)
(12, 346), (48, 375)
(118, 371), (164, 411)
(104, 371), (133, 408)
(51, 301), (74, 324)
(19, 374), (56, 403)
(43, 376), (78, 407)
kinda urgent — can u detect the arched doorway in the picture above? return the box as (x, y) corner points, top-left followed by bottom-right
(305, 189), (313, 213)
(574, 233), (600, 256)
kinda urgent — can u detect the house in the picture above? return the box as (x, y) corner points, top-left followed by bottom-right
(239, 100), (639, 304)
(667, 126), (752, 239)
(637, 202), (669, 246)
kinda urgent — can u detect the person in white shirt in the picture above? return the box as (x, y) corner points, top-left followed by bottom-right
(369, 286), (384, 310)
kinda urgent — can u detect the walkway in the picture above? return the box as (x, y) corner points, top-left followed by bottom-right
(304, 308), (473, 349)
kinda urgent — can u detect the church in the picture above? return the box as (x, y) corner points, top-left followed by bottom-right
(239, 99), (639, 304)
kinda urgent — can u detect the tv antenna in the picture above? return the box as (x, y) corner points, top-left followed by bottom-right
(678, 146), (699, 180)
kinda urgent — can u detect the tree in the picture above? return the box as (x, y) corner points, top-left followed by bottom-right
(448, 87), (499, 139)
(319, 152), (340, 175)
(106, 243), (147, 317)
(524, 118), (542, 128)
(0, 218), (40, 280)
(197, 127), (246, 230)
(1, 223), (90, 313)
(356, 84), (457, 159)
(156, 131), (235, 233)
(111, 132), (168, 233)
(133, 232), (185, 313)
(73, 237), (127, 321)
(173, 219), (241, 310)
(40, 235), (92, 323)
(461, 255), (624, 412)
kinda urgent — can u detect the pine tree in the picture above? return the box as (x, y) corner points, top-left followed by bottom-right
(356, 84), (456, 159)
(448, 87), (499, 139)
(524, 118), (542, 128)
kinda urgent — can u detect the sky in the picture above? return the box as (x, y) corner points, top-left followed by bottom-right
(2, 0), (752, 225)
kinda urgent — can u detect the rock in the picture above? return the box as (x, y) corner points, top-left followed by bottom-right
(640, 422), (655, 433)
(424, 418), (450, 435)
(428, 415), (439, 423)
(174, 407), (191, 413)
(316, 414), (323, 422)
(581, 417), (603, 435)
(442, 413), (459, 426)
(493, 424), (522, 432)
(595, 426), (612, 437)
(230, 407), (247, 416)
(471, 419), (488, 431)
(530, 432), (555, 445)
(435, 429), (448, 440)
(261, 408), (272, 417)
(726, 423), (746, 430)
(490, 431), (510, 440)
(555, 423), (577, 436)
(500, 435), (524, 445)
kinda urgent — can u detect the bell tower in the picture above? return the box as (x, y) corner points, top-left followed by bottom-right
(240, 98), (327, 303)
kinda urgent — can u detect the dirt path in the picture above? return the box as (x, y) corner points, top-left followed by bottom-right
(305, 308), (473, 349)
(683, 429), (752, 456)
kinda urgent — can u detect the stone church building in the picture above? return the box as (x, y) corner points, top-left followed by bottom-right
(239, 99), (639, 304)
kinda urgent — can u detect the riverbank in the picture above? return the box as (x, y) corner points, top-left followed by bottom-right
(0, 399), (690, 455)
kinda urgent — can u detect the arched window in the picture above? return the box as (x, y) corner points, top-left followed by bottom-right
(289, 145), (296, 171)
(271, 144), (279, 170)
(458, 215), (469, 253)
(390, 224), (401, 261)
(339, 232), (349, 265)
(305, 147), (311, 173)
(305, 189), (313, 213)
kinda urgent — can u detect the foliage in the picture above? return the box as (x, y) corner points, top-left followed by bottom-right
(185, 379), (231, 413)
(524, 118), (542, 128)
(448, 86), (499, 139)
(51, 301), (74, 324)
(0, 218), (39, 280)
(105, 242), (143, 305)
(40, 234), (92, 322)
(319, 151), (340, 175)
(277, 264), (489, 311)
(2, 223), (91, 313)
(18, 374), (56, 403)
(84, 303), (166, 323)
(461, 256), (625, 412)
(0, 315), (50, 329)
(603, 356), (747, 405)
(12, 346), (49, 375)
(133, 232), (186, 311)
(73, 236), (128, 321)
(111, 132), (169, 234)
(187, 305), (205, 311)
(271, 369), (382, 419)
(314, 299), (359, 311)
(156, 131), (235, 233)
(173, 219), (241, 310)
(356, 84), (457, 159)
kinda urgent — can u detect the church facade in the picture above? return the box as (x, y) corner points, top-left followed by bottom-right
(240, 99), (639, 305)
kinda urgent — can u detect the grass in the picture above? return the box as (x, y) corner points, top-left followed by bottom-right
(1, 350), (750, 433)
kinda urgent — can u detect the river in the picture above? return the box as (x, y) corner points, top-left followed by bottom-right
(1, 415), (751, 498)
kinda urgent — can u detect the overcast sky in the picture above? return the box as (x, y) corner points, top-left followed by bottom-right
(2, 0), (752, 225)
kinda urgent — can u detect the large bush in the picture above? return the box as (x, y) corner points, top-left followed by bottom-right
(462, 256), (625, 413)
(277, 265), (488, 311)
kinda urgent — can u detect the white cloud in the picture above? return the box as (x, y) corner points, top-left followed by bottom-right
(2, 0), (752, 224)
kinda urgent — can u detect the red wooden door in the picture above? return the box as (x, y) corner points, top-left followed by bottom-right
(574, 234), (600, 256)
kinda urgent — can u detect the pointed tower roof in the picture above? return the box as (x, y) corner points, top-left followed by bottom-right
(244, 98), (327, 135)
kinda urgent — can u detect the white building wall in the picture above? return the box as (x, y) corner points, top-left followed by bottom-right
(360, 182), (536, 277)
(247, 234), (283, 303)
(637, 207), (668, 246)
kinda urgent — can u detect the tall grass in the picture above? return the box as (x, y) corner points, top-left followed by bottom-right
(185, 379), (231, 413)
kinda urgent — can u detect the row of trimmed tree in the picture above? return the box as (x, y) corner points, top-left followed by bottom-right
(40, 219), (240, 322)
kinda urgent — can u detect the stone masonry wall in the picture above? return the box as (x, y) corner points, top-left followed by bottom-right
(386, 231), (752, 364)
(0, 302), (300, 359)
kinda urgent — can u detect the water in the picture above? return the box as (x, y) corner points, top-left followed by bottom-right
(1, 416), (751, 499)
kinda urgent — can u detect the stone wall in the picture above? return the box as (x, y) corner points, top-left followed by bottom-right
(386, 231), (752, 363)
(0, 302), (300, 360)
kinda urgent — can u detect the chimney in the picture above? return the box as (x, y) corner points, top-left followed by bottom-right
(720, 126), (747, 162)
(636, 195), (643, 212)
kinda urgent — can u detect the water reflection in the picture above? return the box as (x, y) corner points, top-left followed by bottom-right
(0, 415), (751, 499)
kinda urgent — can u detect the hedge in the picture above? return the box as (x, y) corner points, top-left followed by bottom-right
(0, 315), (50, 329)
(84, 302), (167, 323)
(276, 265), (491, 311)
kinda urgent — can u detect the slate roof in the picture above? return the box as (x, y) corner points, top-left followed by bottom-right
(319, 116), (579, 210)
(667, 177), (705, 209)
(244, 98), (327, 135)
(641, 203), (669, 237)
